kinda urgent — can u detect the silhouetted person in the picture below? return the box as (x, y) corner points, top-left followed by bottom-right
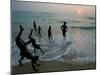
(37, 26), (42, 41)
(26, 29), (44, 55)
(33, 20), (37, 32)
(48, 26), (53, 42)
(61, 22), (68, 39)
(38, 26), (42, 37)
(15, 25), (39, 72)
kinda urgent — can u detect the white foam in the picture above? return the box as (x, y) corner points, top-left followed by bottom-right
(39, 41), (72, 61)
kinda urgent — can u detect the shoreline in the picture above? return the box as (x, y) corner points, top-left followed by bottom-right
(11, 61), (96, 74)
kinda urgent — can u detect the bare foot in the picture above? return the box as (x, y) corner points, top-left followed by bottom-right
(19, 63), (23, 66)
(35, 69), (39, 72)
(36, 64), (40, 67)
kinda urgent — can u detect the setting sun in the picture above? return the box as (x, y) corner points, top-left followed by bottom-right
(78, 9), (82, 14)
(78, 10), (81, 14)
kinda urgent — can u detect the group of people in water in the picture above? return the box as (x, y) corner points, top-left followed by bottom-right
(15, 21), (68, 72)
(33, 21), (68, 42)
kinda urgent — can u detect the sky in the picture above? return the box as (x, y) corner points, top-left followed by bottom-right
(11, 0), (95, 16)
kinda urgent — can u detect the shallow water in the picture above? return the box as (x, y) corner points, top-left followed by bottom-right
(11, 11), (96, 65)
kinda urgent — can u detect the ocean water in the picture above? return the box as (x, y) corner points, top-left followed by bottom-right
(11, 11), (96, 65)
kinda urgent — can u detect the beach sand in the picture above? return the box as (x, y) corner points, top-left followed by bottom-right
(11, 61), (96, 75)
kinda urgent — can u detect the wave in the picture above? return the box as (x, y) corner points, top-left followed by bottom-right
(85, 16), (96, 20)
(69, 26), (96, 30)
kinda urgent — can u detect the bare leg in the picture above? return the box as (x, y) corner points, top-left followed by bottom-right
(40, 48), (44, 55)
(34, 61), (40, 67)
(34, 48), (37, 55)
(38, 46), (44, 55)
(63, 32), (66, 40)
(48, 36), (50, 43)
(39, 34), (41, 42)
(51, 35), (53, 41)
(19, 56), (24, 66)
(17, 25), (24, 38)
(31, 61), (39, 72)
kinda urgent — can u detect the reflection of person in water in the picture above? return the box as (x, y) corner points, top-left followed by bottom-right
(33, 20), (37, 32)
(15, 25), (39, 72)
(26, 29), (44, 55)
(61, 22), (68, 39)
(48, 26), (53, 42)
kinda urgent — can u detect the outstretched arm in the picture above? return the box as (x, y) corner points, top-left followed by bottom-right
(24, 40), (31, 45)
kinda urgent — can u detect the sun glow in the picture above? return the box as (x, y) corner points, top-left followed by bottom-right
(77, 9), (82, 15)
(75, 6), (83, 15)
(78, 10), (81, 14)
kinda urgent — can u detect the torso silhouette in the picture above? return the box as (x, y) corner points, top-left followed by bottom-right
(61, 25), (67, 32)
(38, 27), (41, 34)
(16, 38), (29, 55)
(30, 38), (37, 48)
(48, 28), (51, 36)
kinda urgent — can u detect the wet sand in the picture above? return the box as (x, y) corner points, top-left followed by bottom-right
(11, 61), (96, 75)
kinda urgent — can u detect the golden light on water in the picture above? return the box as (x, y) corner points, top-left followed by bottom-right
(74, 29), (81, 48)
